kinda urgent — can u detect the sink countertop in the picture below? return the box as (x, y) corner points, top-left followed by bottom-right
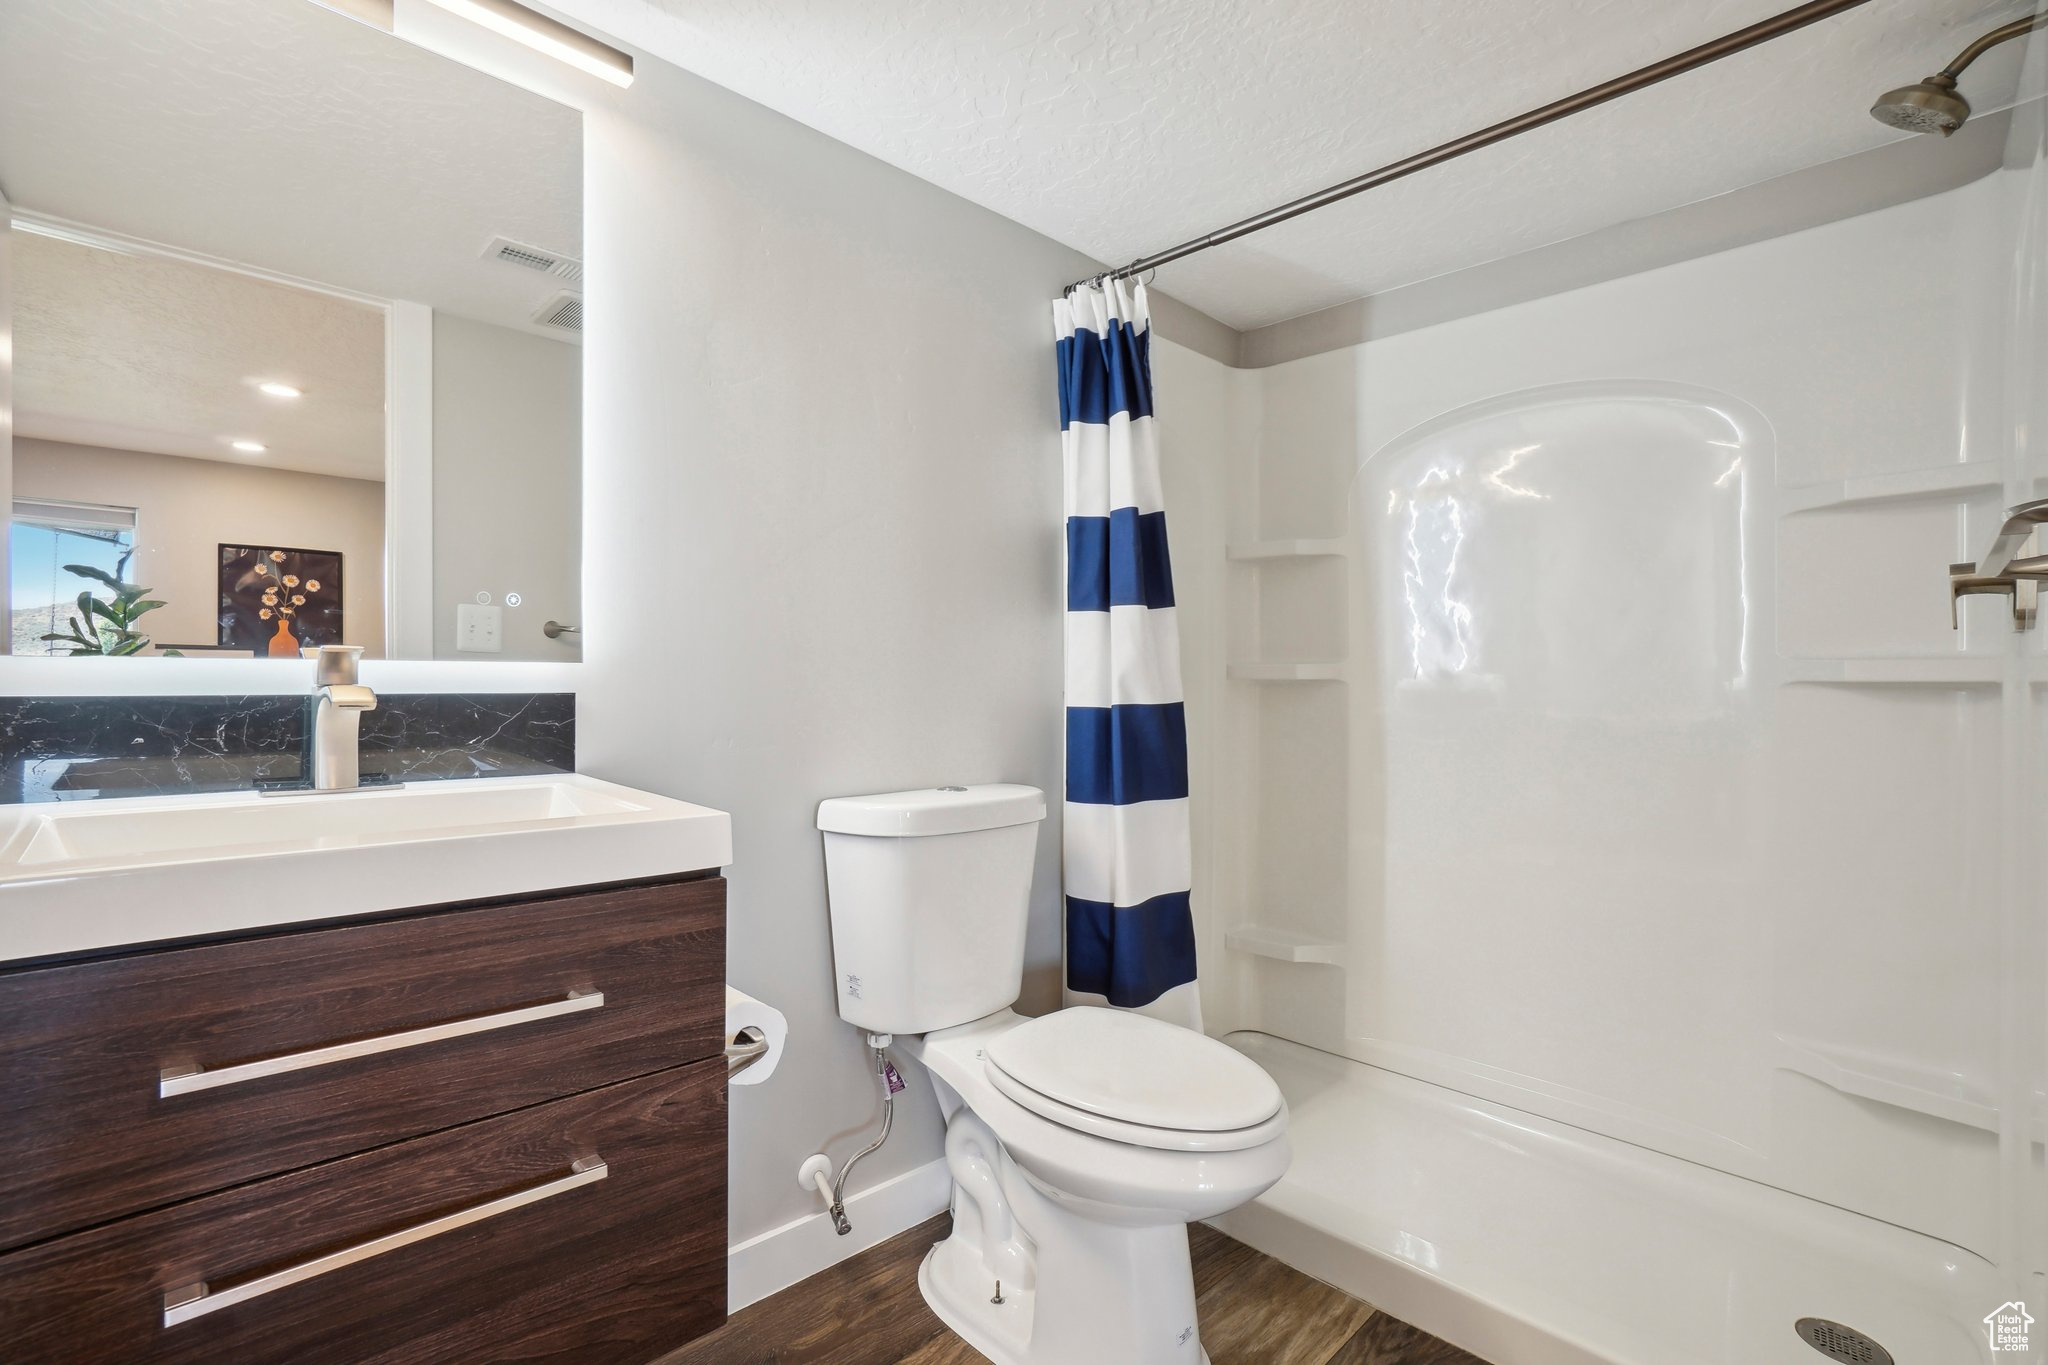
(0, 773), (732, 966)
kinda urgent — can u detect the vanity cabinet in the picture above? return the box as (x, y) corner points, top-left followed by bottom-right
(0, 873), (728, 1364)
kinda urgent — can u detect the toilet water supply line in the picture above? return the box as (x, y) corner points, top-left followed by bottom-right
(803, 1032), (901, 1236)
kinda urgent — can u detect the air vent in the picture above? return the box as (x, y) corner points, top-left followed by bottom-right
(533, 291), (583, 332)
(482, 235), (583, 283)
(1795, 1319), (1892, 1365)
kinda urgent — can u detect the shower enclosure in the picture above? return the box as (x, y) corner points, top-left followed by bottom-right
(1152, 15), (2048, 1365)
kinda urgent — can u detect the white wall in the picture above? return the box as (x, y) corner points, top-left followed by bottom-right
(567, 46), (1112, 1261)
(431, 312), (581, 661)
(1175, 180), (2016, 1259)
(13, 437), (385, 654)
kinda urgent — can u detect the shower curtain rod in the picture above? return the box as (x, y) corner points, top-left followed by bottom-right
(1066, 0), (1880, 293)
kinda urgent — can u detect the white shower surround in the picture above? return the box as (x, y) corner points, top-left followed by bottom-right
(1151, 167), (2037, 1363)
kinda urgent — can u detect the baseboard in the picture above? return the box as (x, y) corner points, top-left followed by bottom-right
(726, 1157), (951, 1314)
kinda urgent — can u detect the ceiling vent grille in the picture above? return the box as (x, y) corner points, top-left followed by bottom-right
(483, 235), (583, 284)
(533, 291), (584, 332)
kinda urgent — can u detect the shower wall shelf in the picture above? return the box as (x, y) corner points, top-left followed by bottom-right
(1226, 538), (1350, 561)
(1778, 656), (2013, 686)
(1779, 460), (2002, 514)
(1225, 924), (1343, 965)
(1773, 1034), (2043, 1134)
(1228, 662), (1348, 682)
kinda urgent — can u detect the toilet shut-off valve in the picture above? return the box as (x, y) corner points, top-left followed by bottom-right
(797, 1155), (843, 1234)
(797, 1033), (898, 1236)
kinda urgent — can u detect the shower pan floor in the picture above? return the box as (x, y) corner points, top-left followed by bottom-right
(1213, 1033), (2003, 1365)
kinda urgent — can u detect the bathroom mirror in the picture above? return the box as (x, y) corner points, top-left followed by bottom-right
(0, 0), (583, 662)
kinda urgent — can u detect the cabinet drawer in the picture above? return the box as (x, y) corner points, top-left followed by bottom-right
(0, 875), (723, 1252)
(0, 1062), (726, 1365)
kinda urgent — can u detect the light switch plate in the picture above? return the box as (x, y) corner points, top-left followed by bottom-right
(457, 602), (503, 652)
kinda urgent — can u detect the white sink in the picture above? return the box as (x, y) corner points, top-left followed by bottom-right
(0, 774), (731, 964)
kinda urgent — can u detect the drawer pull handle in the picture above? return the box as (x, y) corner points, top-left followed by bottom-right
(158, 989), (605, 1098)
(162, 1156), (608, 1327)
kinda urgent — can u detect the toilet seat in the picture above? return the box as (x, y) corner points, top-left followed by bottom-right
(982, 1007), (1286, 1152)
(984, 1063), (1289, 1151)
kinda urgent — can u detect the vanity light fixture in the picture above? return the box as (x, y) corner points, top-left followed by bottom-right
(421, 0), (635, 87)
(257, 382), (304, 399)
(231, 440), (267, 454)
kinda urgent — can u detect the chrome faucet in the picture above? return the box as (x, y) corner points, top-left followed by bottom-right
(1951, 498), (2048, 630)
(307, 645), (377, 790)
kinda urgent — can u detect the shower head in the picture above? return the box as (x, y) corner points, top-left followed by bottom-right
(1870, 73), (1969, 136)
(1871, 14), (2047, 138)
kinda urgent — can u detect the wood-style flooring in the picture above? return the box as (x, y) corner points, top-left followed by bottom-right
(657, 1215), (1491, 1365)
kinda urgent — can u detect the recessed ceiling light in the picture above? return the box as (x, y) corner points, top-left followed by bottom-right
(422, 0), (634, 87)
(257, 381), (303, 399)
(231, 440), (267, 454)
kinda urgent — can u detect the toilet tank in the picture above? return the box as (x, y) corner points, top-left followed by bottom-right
(817, 784), (1046, 1035)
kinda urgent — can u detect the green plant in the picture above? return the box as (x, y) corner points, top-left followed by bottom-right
(39, 551), (179, 656)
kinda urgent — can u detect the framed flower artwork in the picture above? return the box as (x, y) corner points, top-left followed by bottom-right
(218, 545), (343, 654)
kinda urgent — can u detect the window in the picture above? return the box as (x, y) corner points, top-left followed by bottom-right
(11, 499), (140, 656)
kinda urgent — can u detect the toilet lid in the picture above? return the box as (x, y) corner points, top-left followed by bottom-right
(983, 1007), (1283, 1135)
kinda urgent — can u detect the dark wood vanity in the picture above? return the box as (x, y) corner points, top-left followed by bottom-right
(0, 873), (728, 1363)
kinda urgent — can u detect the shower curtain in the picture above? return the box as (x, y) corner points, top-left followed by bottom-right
(1056, 278), (1201, 1029)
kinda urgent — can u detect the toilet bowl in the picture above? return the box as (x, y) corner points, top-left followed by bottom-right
(818, 784), (1292, 1365)
(904, 1009), (1290, 1365)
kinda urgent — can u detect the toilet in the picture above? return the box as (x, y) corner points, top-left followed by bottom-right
(818, 784), (1291, 1365)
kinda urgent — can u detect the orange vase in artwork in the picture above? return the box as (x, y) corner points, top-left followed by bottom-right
(266, 616), (299, 657)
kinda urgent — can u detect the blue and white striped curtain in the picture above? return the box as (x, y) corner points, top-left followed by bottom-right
(1055, 279), (1200, 1029)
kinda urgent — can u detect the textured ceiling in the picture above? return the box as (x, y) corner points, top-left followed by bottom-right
(546, 0), (2033, 329)
(13, 232), (387, 482)
(0, 0), (581, 338)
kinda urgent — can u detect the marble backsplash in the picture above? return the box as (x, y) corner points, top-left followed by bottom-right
(0, 694), (574, 803)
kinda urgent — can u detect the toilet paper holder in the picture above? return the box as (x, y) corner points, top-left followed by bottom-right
(726, 1026), (771, 1081)
(723, 984), (787, 1087)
